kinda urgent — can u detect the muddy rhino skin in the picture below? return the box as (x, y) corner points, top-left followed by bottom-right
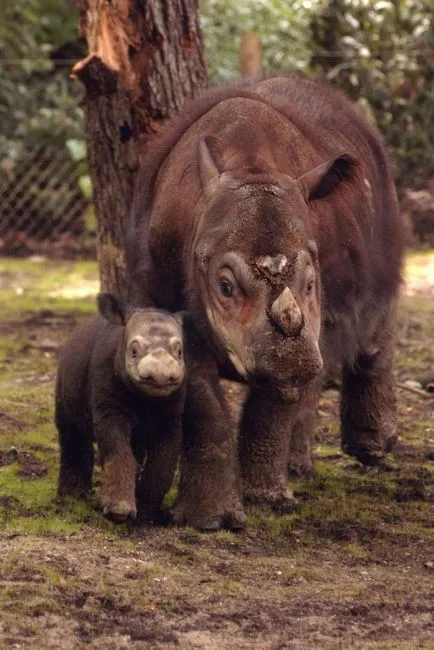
(126, 75), (406, 525)
(56, 294), (187, 523)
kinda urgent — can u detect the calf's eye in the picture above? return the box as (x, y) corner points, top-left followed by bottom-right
(174, 342), (182, 360)
(306, 279), (314, 295)
(130, 341), (140, 358)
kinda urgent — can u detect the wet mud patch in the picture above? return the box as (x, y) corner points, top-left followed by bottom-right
(0, 448), (48, 479)
(16, 452), (49, 479)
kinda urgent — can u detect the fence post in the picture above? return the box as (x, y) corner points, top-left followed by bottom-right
(240, 32), (262, 78)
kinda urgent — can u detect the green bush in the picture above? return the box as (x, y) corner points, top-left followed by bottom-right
(201, 0), (316, 82)
(310, 0), (434, 184)
(0, 0), (85, 159)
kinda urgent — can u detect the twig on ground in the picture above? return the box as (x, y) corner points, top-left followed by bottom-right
(397, 382), (431, 398)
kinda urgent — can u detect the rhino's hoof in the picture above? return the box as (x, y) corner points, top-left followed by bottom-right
(170, 505), (246, 532)
(225, 507), (246, 530)
(287, 459), (314, 478)
(198, 517), (223, 532)
(103, 499), (137, 523)
(244, 485), (299, 513)
(342, 431), (397, 466)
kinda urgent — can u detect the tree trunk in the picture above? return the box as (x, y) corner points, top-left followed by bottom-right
(73, 0), (207, 297)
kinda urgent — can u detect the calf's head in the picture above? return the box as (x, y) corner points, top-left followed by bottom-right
(98, 294), (185, 397)
(191, 135), (356, 388)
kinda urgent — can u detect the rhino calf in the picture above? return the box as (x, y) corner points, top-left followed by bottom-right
(56, 293), (186, 523)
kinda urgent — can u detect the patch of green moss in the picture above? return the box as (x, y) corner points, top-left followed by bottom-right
(1, 583), (64, 617)
(0, 462), (54, 507)
(0, 257), (98, 319)
(343, 542), (371, 560)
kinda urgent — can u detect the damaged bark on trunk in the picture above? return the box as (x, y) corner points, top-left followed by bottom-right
(73, 0), (207, 297)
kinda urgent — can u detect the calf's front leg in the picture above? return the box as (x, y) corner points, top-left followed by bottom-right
(94, 411), (138, 521)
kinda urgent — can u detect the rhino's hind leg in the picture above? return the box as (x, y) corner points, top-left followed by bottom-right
(341, 306), (398, 465)
(239, 388), (300, 511)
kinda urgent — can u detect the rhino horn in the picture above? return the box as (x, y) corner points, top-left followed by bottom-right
(270, 287), (303, 337)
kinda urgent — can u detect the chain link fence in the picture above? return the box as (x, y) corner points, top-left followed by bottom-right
(0, 146), (95, 258)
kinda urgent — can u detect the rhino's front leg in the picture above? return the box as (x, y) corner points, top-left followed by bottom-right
(239, 387), (302, 509)
(172, 366), (245, 531)
(287, 380), (321, 477)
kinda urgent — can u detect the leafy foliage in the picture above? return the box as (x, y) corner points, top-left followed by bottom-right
(1, 0), (432, 196)
(201, 0), (317, 82)
(310, 0), (434, 183)
(0, 0), (85, 159)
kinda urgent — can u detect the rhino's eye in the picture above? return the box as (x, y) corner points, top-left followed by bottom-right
(219, 278), (233, 298)
(130, 341), (140, 358)
(306, 279), (314, 295)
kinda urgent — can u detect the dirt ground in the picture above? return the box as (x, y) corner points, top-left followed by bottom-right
(0, 253), (433, 649)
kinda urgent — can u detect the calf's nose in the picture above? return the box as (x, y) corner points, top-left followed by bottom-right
(137, 350), (182, 385)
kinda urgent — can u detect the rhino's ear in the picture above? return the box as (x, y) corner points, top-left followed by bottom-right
(199, 135), (226, 197)
(298, 154), (357, 202)
(97, 293), (127, 325)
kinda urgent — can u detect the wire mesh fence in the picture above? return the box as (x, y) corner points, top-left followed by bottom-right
(0, 146), (95, 258)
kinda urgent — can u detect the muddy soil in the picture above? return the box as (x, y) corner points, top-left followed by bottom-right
(0, 255), (433, 649)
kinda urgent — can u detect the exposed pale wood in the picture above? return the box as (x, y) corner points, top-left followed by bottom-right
(75, 0), (207, 296)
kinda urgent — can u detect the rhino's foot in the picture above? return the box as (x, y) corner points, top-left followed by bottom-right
(243, 484), (299, 514)
(170, 493), (246, 532)
(342, 427), (397, 466)
(287, 453), (313, 478)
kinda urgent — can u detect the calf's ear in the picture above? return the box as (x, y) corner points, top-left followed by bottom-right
(97, 293), (127, 325)
(173, 311), (187, 327)
(298, 154), (357, 202)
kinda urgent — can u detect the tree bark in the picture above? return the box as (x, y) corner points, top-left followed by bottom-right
(73, 0), (207, 297)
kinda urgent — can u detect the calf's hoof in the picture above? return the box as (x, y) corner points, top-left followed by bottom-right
(102, 499), (137, 523)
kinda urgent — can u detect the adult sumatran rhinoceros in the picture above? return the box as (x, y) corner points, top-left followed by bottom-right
(126, 75), (406, 530)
